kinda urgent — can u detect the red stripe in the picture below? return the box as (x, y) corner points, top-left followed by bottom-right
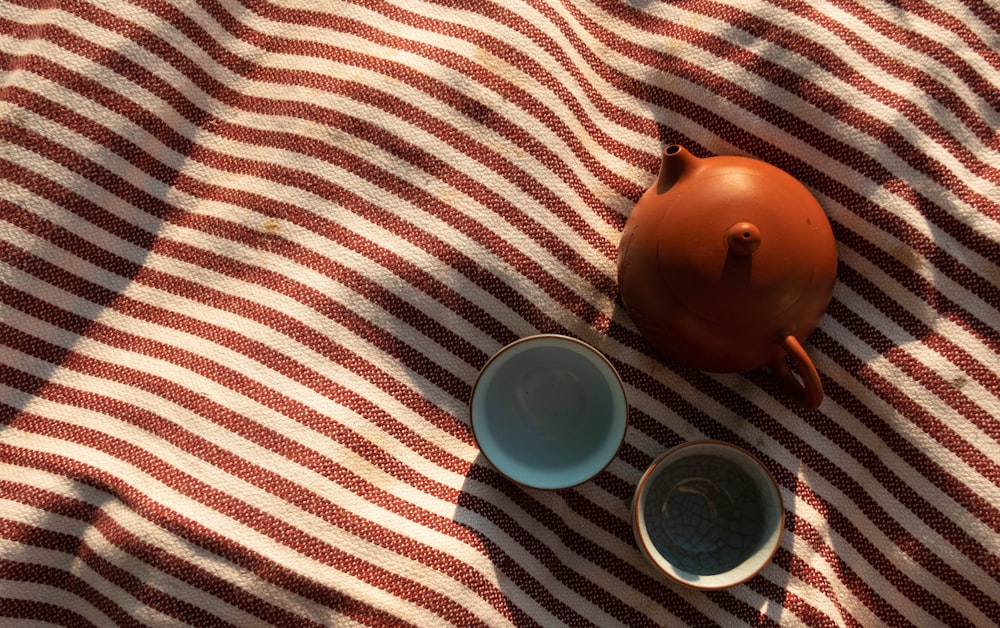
(0, 393), (597, 628)
(816, 0), (1000, 77)
(0, 226), (503, 619)
(0, 40), (968, 628)
(610, 371), (950, 625)
(810, 291), (1000, 516)
(277, 0), (1000, 351)
(553, 0), (1000, 279)
(146, 240), (474, 401)
(948, 0), (1000, 38)
(745, 361), (1000, 623)
(760, 359), (1000, 621)
(741, 575), (840, 628)
(0, 596), (96, 627)
(807, 328), (1000, 534)
(0, 135), (518, 362)
(486, 456), (795, 624)
(0, 236), (618, 625)
(616, 357), (996, 624)
(0, 61), (560, 339)
(7, 0), (1000, 310)
(0, 240), (694, 628)
(0, 300), (514, 625)
(833, 225), (1000, 360)
(586, 0), (999, 177)
(0, 480), (388, 627)
(788, 514), (916, 627)
(765, 0), (998, 142)
(0, 408), (484, 626)
(773, 547), (864, 628)
(150, 0), (654, 199)
(0, 519), (231, 627)
(9, 52), (1000, 486)
(0, 446), (416, 628)
(0, 203), (476, 465)
(794, 464), (982, 627)
(0, 75), (592, 438)
(827, 295), (1000, 458)
(0, 203), (753, 623)
(5, 6), (995, 388)
(1, 0), (992, 624)
(619, 403), (900, 626)
(477, 0), (1000, 204)
(463, 464), (794, 627)
(0, 62), (603, 349)
(9, 0), (629, 274)
(0, 209), (607, 627)
(0, 100), (517, 371)
(0, 555), (144, 628)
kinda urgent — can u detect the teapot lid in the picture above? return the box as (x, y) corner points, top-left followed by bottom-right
(655, 158), (835, 327)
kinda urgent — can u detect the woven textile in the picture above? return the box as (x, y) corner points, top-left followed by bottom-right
(1, 1), (998, 625)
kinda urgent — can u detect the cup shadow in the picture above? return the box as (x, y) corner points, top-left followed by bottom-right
(453, 424), (797, 625)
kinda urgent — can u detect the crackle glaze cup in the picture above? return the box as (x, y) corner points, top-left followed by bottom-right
(633, 441), (784, 589)
(469, 335), (628, 490)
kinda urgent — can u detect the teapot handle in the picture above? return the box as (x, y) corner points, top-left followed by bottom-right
(771, 335), (823, 410)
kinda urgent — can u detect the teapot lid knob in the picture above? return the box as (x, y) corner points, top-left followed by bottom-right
(726, 221), (761, 256)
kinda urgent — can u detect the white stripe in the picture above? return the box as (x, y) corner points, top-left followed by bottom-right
(453, 486), (685, 627)
(0, 463), (359, 627)
(0, 251), (476, 487)
(0, 121), (525, 362)
(808, 464), (988, 626)
(831, 183), (1000, 311)
(146, 225), (480, 390)
(816, 301), (1000, 509)
(183, 0), (659, 188)
(570, 0), (1000, 216)
(835, 242), (1000, 403)
(163, 201), (518, 362)
(608, 312), (993, 622)
(611, 0), (1000, 161)
(0, 275), (514, 623)
(0, 248), (476, 500)
(0, 578), (177, 627)
(840, 0), (1000, 81)
(0, 274), (636, 625)
(36, 0), (642, 232)
(781, 534), (876, 627)
(0, 503), (261, 627)
(0, 66), (615, 335)
(0, 425), (448, 627)
(0, 231), (670, 625)
(788, 0), (1000, 138)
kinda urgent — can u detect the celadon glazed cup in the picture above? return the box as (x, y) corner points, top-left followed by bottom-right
(469, 335), (628, 490)
(633, 440), (784, 589)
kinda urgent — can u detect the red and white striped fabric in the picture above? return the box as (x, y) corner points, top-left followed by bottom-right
(1, 0), (998, 625)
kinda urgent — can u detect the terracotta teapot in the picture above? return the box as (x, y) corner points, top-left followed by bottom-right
(617, 145), (837, 410)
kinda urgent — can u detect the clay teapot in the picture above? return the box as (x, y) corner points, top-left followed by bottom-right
(617, 145), (837, 410)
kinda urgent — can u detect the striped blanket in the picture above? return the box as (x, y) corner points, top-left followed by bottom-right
(1, 0), (998, 625)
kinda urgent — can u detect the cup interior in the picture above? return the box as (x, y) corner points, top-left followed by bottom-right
(634, 441), (784, 589)
(470, 335), (628, 490)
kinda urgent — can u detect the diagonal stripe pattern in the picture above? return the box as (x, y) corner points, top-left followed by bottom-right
(1, 0), (999, 625)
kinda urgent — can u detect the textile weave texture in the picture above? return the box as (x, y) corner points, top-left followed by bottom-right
(1, 0), (998, 626)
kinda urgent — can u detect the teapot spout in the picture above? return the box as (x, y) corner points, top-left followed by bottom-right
(656, 144), (697, 194)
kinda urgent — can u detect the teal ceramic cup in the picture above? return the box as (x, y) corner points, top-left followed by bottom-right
(633, 441), (785, 589)
(469, 335), (628, 490)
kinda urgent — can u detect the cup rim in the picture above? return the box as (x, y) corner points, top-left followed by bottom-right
(469, 334), (629, 490)
(632, 440), (785, 589)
